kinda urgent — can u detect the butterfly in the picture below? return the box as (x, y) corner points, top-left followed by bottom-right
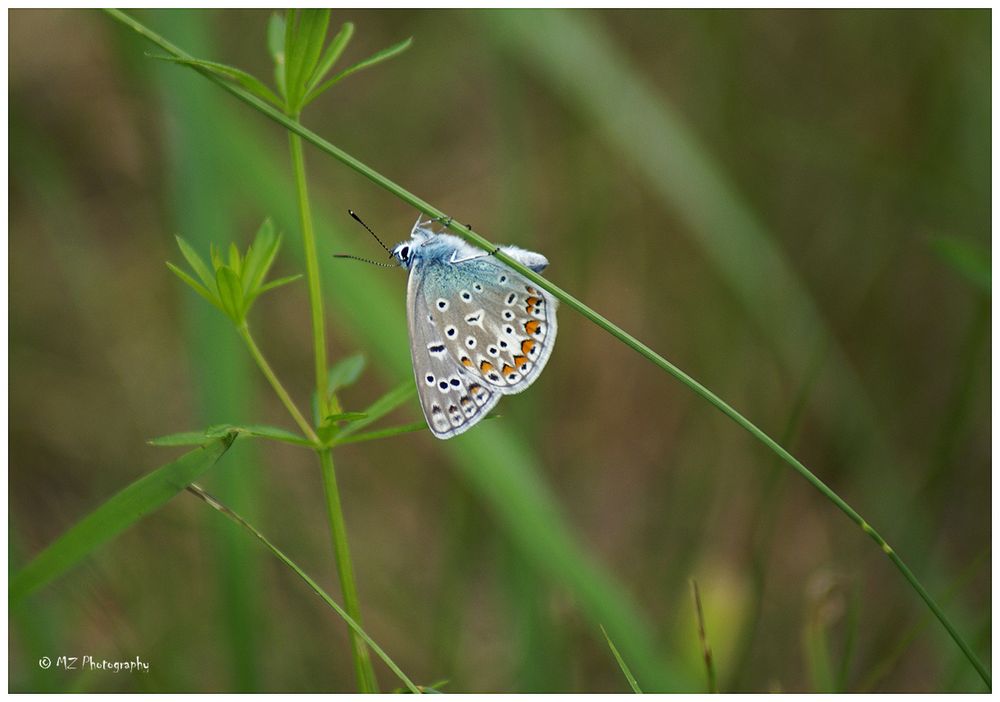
(385, 215), (559, 439)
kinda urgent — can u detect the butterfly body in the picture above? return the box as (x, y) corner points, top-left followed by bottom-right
(391, 219), (558, 439)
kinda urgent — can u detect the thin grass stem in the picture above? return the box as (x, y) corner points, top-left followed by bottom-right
(288, 129), (333, 418)
(318, 448), (378, 692)
(237, 323), (320, 446)
(186, 483), (419, 694)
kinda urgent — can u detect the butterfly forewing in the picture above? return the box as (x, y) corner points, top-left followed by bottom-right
(407, 250), (558, 439)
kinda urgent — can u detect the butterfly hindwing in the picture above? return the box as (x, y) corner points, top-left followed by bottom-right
(407, 244), (558, 438)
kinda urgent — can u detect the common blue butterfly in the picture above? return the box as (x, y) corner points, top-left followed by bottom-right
(387, 215), (558, 439)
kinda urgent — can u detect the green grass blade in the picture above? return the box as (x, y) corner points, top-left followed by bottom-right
(186, 483), (421, 694)
(147, 13), (270, 687)
(601, 625), (643, 693)
(10, 435), (236, 604)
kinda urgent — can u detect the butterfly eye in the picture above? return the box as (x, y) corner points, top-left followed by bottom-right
(400, 246), (410, 260)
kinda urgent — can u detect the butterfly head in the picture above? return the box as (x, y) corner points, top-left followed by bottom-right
(391, 219), (439, 269)
(389, 236), (422, 269)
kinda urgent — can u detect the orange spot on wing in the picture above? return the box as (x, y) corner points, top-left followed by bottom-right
(479, 361), (494, 373)
(502, 364), (515, 376)
(526, 296), (542, 308)
(513, 355), (528, 369)
(521, 339), (536, 355)
(461, 356), (473, 368)
(524, 320), (541, 335)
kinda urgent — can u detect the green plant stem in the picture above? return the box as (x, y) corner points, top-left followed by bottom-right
(288, 129), (334, 417)
(102, 9), (991, 690)
(237, 323), (320, 446)
(287, 102), (375, 691)
(319, 448), (378, 692)
(186, 483), (419, 694)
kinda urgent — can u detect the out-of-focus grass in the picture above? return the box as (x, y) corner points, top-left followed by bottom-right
(149, 10), (266, 691)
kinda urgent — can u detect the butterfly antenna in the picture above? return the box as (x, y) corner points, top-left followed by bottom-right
(332, 253), (398, 268)
(347, 209), (393, 255)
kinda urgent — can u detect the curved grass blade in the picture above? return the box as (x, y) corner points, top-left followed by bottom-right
(601, 625), (642, 693)
(186, 483), (421, 694)
(10, 434), (237, 604)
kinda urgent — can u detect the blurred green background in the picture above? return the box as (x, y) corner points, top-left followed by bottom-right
(9, 8), (990, 693)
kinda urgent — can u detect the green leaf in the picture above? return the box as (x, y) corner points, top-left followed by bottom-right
(335, 414), (503, 445)
(267, 12), (285, 64)
(930, 236), (990, 293)
(334, 420), (428, 445)
(269, 13), (287, 99)
(284, 9), (329, 109)
(166, 261), (224, 312)
(282, 9), (297, 99)
(298, 10), (330, 92)
(252, 273), (302, 299)
(228, 241), (242, 275)
(10, 435), (236, 604)
(306, 21), (354, 93)
(150, 424), (313, 448)
(335, 381), (416, 439)
(149, 54), (283, 108)
(241, 218), (278, 295)
(324, 412), (368, 424)
(303, 36), (412, 108)
(209, 242), (224, 271)
(175, 235), (215, 289)
(326, 352), (366, 395)
(601, 625), (643, 693)
(215, 265), (245, 322)
(215, 265), (246, 324)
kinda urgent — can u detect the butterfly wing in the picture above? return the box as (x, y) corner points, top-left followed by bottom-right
(407, 248), (558, 439)
(408, 259), (501, 439)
